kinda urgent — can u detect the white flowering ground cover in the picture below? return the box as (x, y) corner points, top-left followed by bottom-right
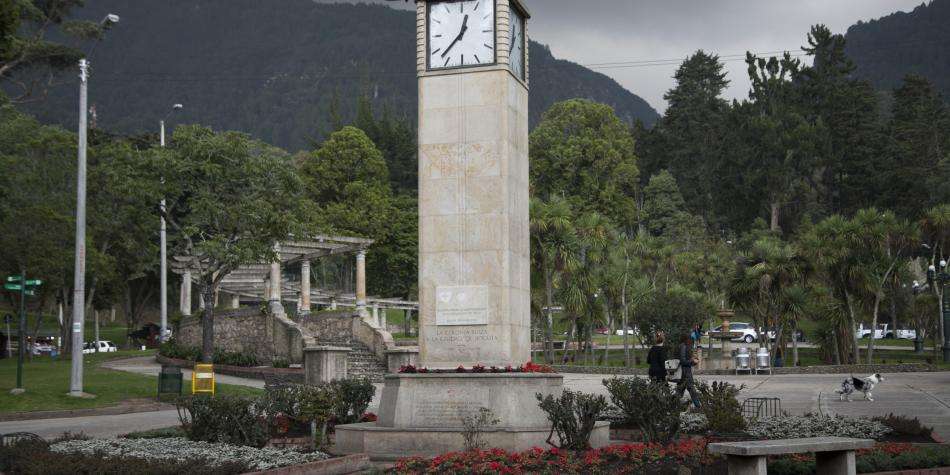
(747, 414), (892, 440)
(51, 437), (329, 471)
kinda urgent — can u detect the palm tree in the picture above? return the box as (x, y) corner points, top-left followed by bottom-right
(530, 197), (579, 364)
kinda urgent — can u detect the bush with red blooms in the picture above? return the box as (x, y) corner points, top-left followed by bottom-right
(360, 412), (378, 423)
(399, 362), (555, 374)
(392, 439), (712, 474)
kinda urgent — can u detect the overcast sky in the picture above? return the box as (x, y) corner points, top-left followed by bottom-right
(325, 0), (924, 113)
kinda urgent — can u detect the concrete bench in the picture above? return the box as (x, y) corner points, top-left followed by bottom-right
(708, 437), (874, 475)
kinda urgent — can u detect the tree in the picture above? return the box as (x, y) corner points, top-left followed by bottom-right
(848, 209), (917, 363)
(0, 0), (107, 101)
(642, 51), (729, 215)
(152, 125), (308, 362)
(740, 52), (821, 234)
(883, 75), (950, 216)
(530, 196), (579, 364)
(641, 170), (704, 247)
(796, 24), (884, 216)
(530, 99), (640, 233)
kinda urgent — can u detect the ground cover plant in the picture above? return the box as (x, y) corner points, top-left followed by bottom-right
(392, 439), (715, 474)
(49, 437), (327, 471)
(768, 443), (950, 475)
(696, 381), (746, 433)
(747, 414), (891, 440)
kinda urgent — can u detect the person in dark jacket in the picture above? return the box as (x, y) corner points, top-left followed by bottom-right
(676, 334), (702, 408)
(646, 333), (667, 383)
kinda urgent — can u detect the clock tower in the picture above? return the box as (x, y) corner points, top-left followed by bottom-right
(416, 0), (531, 369)
(335, 1), (608, 459)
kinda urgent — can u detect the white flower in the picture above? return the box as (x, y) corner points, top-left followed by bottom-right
(50, 438), (329, 470)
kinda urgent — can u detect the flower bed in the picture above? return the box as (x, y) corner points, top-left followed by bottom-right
(747, 414), (892, 440)
(769, 443), (950, 475)
(398, 361), (555, 374)
(51, 437), (328, 471)
(393, 441), (950, 475)
(393, 439), (714, 474)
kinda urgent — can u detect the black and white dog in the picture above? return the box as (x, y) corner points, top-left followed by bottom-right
(835, 374), (885, 402)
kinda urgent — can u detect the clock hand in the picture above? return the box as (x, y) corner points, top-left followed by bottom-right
(441, 14), (469, 58)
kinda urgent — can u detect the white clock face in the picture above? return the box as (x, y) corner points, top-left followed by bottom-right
(428, 0), (496, 70)
(509, 6), (525, 80)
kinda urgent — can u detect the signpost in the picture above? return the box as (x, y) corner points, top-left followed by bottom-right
(3, 314), (12, 359)
(4, 272), (42, 394)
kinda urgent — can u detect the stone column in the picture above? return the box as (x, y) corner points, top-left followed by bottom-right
(269, 244), (283, 314)
(181, 271), (192, 317)
(380, 308), (387, 332)
(371, 305), (380, 327)
(230, 293), (240, 309)
(330, 299), (338, 310)
(356, 250), (368, 317)
(300, 260), (311, 315)
(304, 346), (350, 384)
(198, 292), (205, 310)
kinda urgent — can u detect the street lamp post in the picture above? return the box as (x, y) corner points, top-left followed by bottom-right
(159, 104), (183, 344)
(912, 281), (925, 354)
(926, 261), (950, 363)
(69, 13), (120, 398)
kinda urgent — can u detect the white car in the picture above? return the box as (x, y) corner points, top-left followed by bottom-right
(615, 327), (637, 336)
(82, 341), (118, 354)
(29, 342), (54, 355)
(895, 328), (919, 340)
(711, 322), (758, 343)
(855, 324), (892, 340)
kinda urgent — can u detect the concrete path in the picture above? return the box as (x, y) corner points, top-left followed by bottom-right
(102, 356), (265, 389)
(562, 372), (950, 441)
(4, 365), (947, 441)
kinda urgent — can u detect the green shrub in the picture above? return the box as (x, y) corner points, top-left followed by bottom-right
(272, 357), (290, 368)
(603, 377), (687, 443)
(536, 389), (608, 450)
(697, 381), (746, 433)
(158, 339), (259, 367)
(329, 378), (375, 425)
(176, 395), (269, 448)
(159, 339), (200, 361)
(212, 349), (259, 367)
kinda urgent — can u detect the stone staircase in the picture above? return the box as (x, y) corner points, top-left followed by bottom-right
(347, 341), (388, 382)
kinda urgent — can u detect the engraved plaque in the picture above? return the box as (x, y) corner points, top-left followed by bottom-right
(411, 383), (490, 426)
(436, 285), (489, 326)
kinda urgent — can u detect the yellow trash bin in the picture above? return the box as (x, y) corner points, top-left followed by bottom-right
(192, 363), (215, 395)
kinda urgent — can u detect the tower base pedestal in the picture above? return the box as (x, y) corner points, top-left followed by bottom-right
(334, 373), (610, 461)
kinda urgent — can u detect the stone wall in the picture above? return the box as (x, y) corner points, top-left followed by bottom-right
(177, 308), (274, 362)
(298, 311), (357, 347)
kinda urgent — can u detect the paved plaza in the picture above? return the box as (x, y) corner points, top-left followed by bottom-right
(3, 362), (948, 441)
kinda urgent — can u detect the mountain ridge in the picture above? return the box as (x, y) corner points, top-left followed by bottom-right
(12, 0), (659, 151)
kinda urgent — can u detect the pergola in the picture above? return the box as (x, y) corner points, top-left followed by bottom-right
(171, 236), (418, 325)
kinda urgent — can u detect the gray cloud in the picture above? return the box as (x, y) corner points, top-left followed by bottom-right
(318, 0), (924, 111)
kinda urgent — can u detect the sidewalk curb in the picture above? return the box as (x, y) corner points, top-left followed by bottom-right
(0, 402), (175, 422)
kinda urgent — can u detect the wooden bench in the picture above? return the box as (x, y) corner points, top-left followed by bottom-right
(708, 437), (874, 475)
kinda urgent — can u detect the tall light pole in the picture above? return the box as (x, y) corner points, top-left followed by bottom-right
(70, 13), (120, 398)
(926, 261), (950, 363)
(159, 104), (183, 344)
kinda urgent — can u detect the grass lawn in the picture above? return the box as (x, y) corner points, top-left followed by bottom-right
(0, 350), (262, 414)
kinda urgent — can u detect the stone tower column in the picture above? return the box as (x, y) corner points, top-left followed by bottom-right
(300, 259), (311, 315)
(180, 270), (192, 317)
(356, 250), (367, 317)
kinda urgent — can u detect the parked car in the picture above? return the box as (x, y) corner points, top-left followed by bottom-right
(82, 340), (118, 354)
(28, 342), (54, 355)
(895, 327), (920, 340)
(855, 323), (893, 340)
(615, 327), (637, 336)
(764, 328), (805, 342)
(593, 327), (610, 335)
(711, 322), (758, 343)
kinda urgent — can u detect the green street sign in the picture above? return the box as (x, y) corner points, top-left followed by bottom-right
(4, 283), (22, 291)
(6, 275), (22, 283)
(25, 279), (42, 286)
